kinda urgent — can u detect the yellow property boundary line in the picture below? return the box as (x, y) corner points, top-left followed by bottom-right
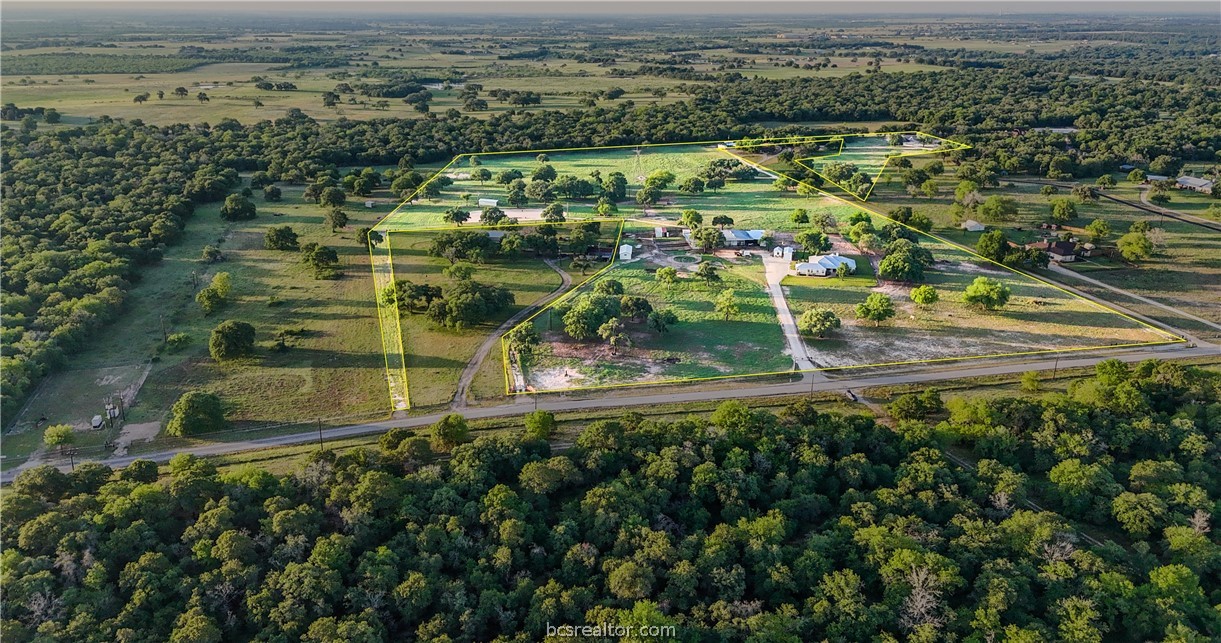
(371, 136), (1186, 408)
(376, 219), (625, 408)
(788, 131), (972, 201)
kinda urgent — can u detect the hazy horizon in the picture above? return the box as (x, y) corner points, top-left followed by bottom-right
(3, 0), (1218, 17)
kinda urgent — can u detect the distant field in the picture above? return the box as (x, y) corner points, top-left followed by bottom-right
(864, 175), (1221, 339)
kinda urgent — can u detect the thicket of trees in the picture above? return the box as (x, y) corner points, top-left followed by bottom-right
(3, 360), (1217, 641)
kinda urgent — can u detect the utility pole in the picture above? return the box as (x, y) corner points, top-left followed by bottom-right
(317, 419), (324, 450)
(159, 313), (167, 343)
(1052, 356), (1060, 380)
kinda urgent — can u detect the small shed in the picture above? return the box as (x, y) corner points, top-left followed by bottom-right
(477, 198), (499, 207)
(91, 415), (104, 430)
(961, 219), (986, 232)
(364, 199), (375, 208)
(655, 227), (668, 238)
(619, 244), (634, 261)
(772, 246), (793, 260)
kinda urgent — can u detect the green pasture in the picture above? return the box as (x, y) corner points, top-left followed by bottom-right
(520, 257), (791, 390)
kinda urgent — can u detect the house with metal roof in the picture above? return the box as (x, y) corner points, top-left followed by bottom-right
(796, 254), (857, 277)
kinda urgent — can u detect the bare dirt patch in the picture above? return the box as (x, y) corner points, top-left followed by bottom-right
(112, 422), (161, 457)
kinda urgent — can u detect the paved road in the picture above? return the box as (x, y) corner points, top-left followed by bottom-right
(10, 342), (1213, 482)
(453, 259), (571, 408)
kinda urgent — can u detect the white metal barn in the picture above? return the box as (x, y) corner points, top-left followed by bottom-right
(619, 244), (634, 261)
(477, 198), (499, 207)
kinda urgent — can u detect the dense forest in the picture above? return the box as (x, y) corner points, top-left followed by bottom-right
(1, 361), (1217, 641)
(3, 54), (1219, 417)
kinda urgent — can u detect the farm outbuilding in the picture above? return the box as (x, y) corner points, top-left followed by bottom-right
(1176, 176), (1214, 193)
(961, 219), (986, 232)
(364, 200), (375, 208)
(477, 198), (500, 207)
(796, 253), (856, 277)
(722, 229), (765, 247)
(619, 244), (634, 261)
(772, 246), (794, 260)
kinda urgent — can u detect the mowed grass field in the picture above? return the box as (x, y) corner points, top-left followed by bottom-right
(386, 225), (619, 408)
(3, 181), (395, 465)
(864, 173), (1221, 339)
(380, 144), (858, 232)
(520, 256), (791, 391)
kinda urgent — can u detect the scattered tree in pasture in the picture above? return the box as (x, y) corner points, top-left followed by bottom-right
(910, 284), (939, 308)
(714, 289), (740, 320)
(319, 187), (346, 209)
(301, 242), (341, 279)
(220, 194), (256, 221)
(977, 195), (1018, 221)
(443, 206), (471, 226)
(1085, 219), (1111, 243)
(1050, 198), (1078, 223)
(798, 308), (840, 338)
(324, 208), (348, 232)
(381, 280), (442, 314)
(208, 320), (256, 361)
(43, 424), (75, 453)
(855, 292), (895, 326)
(679, 209), (703, 228)
(962, 276), (1011, 310)
(678, 177), (705, 194)
(442, 261), (476, 281)
(166, 391), (225, 437)
(647, 308), (678, 333)
(357, 227), (383, 248)
(693, 261), (721, 284)
(1117, 231), (1153, 262)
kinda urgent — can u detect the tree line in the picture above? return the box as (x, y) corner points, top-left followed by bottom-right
(2, 359), (1217, 641)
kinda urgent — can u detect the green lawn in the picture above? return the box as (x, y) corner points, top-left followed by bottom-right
(863, 175), (1221, 339)
(3, 182), (394, 466)
(519, 256), (791, 391)
(378, 143), (857, 233)
(387, 224), (618, 408)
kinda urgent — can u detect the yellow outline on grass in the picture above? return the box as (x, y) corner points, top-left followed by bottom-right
(372, 137), (1185, 409)
(787, 131), (972, 202)
(379, 219), (624, 408)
